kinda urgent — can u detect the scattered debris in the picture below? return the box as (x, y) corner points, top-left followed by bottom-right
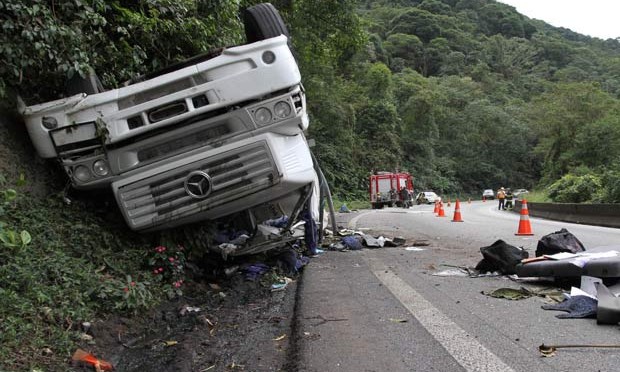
(276, 248), (310, 274)
(432, 268), (471, 277)
(242, 263), (271, 281)
(389, 318), (408, 323)
(488, 286), (559, 300)
(209, 283), (222, 291)
(179, 305), (202, 316)
(539, 343), (620, 357)
(536, 228), (585, 257)
(271, 277), (293, 292)
(272, 334), (287, 341)
(541, 296), (598, 318)
(404, 247), (425, 251)
(486, 287), (534, 301)
(224, 265), (240, 277)
(341, 235), (363, 250)
(475, 239), (528, 275)
(71, 349), (113, 371)
(264, 215), (289, 228)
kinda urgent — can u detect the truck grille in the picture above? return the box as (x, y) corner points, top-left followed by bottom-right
(117, 141), (278, 230)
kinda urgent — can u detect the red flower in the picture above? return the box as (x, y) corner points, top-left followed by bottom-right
(123, 287), (129, 292)
(130, 281), (136, 287)
(158, 267), (164, 272)
(168, 257), (175, 262)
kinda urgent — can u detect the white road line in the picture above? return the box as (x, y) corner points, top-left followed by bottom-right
(371, 267), (516, 372)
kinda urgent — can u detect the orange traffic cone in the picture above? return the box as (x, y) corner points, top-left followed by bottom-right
(437, 202), (446, 217)
(515, 199), (534, 236)
(433, 201), (439, 214)
(451, 199), (463, 222)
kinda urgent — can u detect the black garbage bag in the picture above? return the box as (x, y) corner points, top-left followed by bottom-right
(535, 228), (585, 257)
(475, 239), (529, 274)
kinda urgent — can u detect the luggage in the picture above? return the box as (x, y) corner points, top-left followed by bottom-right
(535, 228), (585, 257)
(475, 239), (529, 274)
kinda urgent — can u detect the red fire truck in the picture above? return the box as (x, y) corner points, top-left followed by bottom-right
(369, 172), (414, 209)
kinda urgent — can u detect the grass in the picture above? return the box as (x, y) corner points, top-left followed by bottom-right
(0, 178), (184, 371)
(331, 196), (370, 211)
(518, 190), (551, 203)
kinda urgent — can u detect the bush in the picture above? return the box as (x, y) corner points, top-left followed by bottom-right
(547, 173), (602, 203)
(599, 168), (620, 203)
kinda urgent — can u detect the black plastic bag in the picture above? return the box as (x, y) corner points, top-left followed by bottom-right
(535, 228), (585, 257)
(475, 239), (529, 274)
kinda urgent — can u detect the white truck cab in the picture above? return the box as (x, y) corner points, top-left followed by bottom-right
(19, 4), (319, 255)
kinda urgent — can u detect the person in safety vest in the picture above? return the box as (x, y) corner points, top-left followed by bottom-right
(497, 187), (506, 210)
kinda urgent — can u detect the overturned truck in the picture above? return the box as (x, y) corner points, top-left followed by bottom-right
(19, 4), (320, 256)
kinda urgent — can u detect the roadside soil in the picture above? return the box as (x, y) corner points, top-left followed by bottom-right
(79, 271), (299, 372)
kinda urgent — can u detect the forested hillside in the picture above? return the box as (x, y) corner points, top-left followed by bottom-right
(303, 0), (620, 202)
(2, 0), (620, 202)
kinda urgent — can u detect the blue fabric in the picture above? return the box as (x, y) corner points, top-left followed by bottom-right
(277, 248), (310, 274)
(342, 236), (363, 250)
(541, 296), (598, 318)
(302, 209), (319, 255)
(242, 263), (270, 281)
(214, 229), (249, 244)
(265, 215), (289, 228)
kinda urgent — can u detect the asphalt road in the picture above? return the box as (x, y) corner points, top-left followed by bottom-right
(294, 201), (620, 372)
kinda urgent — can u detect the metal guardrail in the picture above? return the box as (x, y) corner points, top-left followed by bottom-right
(515, 200), (620, 228)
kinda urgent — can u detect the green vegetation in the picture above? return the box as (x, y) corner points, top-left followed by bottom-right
(2, 0), (620, 369)
(5, 0), (620, 201)
(0, 176), (192, 370)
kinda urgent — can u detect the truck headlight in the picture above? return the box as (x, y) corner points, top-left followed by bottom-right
(74, 165), (91, 182)
(254, 107), (272, 125)
(262, 51), (276, 64)
(93, 160), (110, 177)
(274, 101), (291, 118)
(42, 116), (58, 129)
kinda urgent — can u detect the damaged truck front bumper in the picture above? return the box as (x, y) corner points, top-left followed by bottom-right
(113, 132), (316, 231)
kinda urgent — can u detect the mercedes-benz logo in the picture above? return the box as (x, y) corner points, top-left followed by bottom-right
(184, 171), (212, 199)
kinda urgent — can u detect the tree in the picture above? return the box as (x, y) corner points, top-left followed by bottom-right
(529, 82), (616, 182)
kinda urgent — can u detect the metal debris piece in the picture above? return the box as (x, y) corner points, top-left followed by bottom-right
(539, 343), (620, 357)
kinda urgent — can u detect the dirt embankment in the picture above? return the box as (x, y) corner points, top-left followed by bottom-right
(0, 112), (64, 197)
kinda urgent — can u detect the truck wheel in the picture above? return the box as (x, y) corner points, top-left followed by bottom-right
(243, 3), (290, 44)
(65, 68), (104, 96)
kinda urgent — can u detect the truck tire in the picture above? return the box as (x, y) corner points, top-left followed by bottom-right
(243, 3), (290, 44)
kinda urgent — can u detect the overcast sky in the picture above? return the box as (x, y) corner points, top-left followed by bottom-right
(496, 0), (620, 40)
